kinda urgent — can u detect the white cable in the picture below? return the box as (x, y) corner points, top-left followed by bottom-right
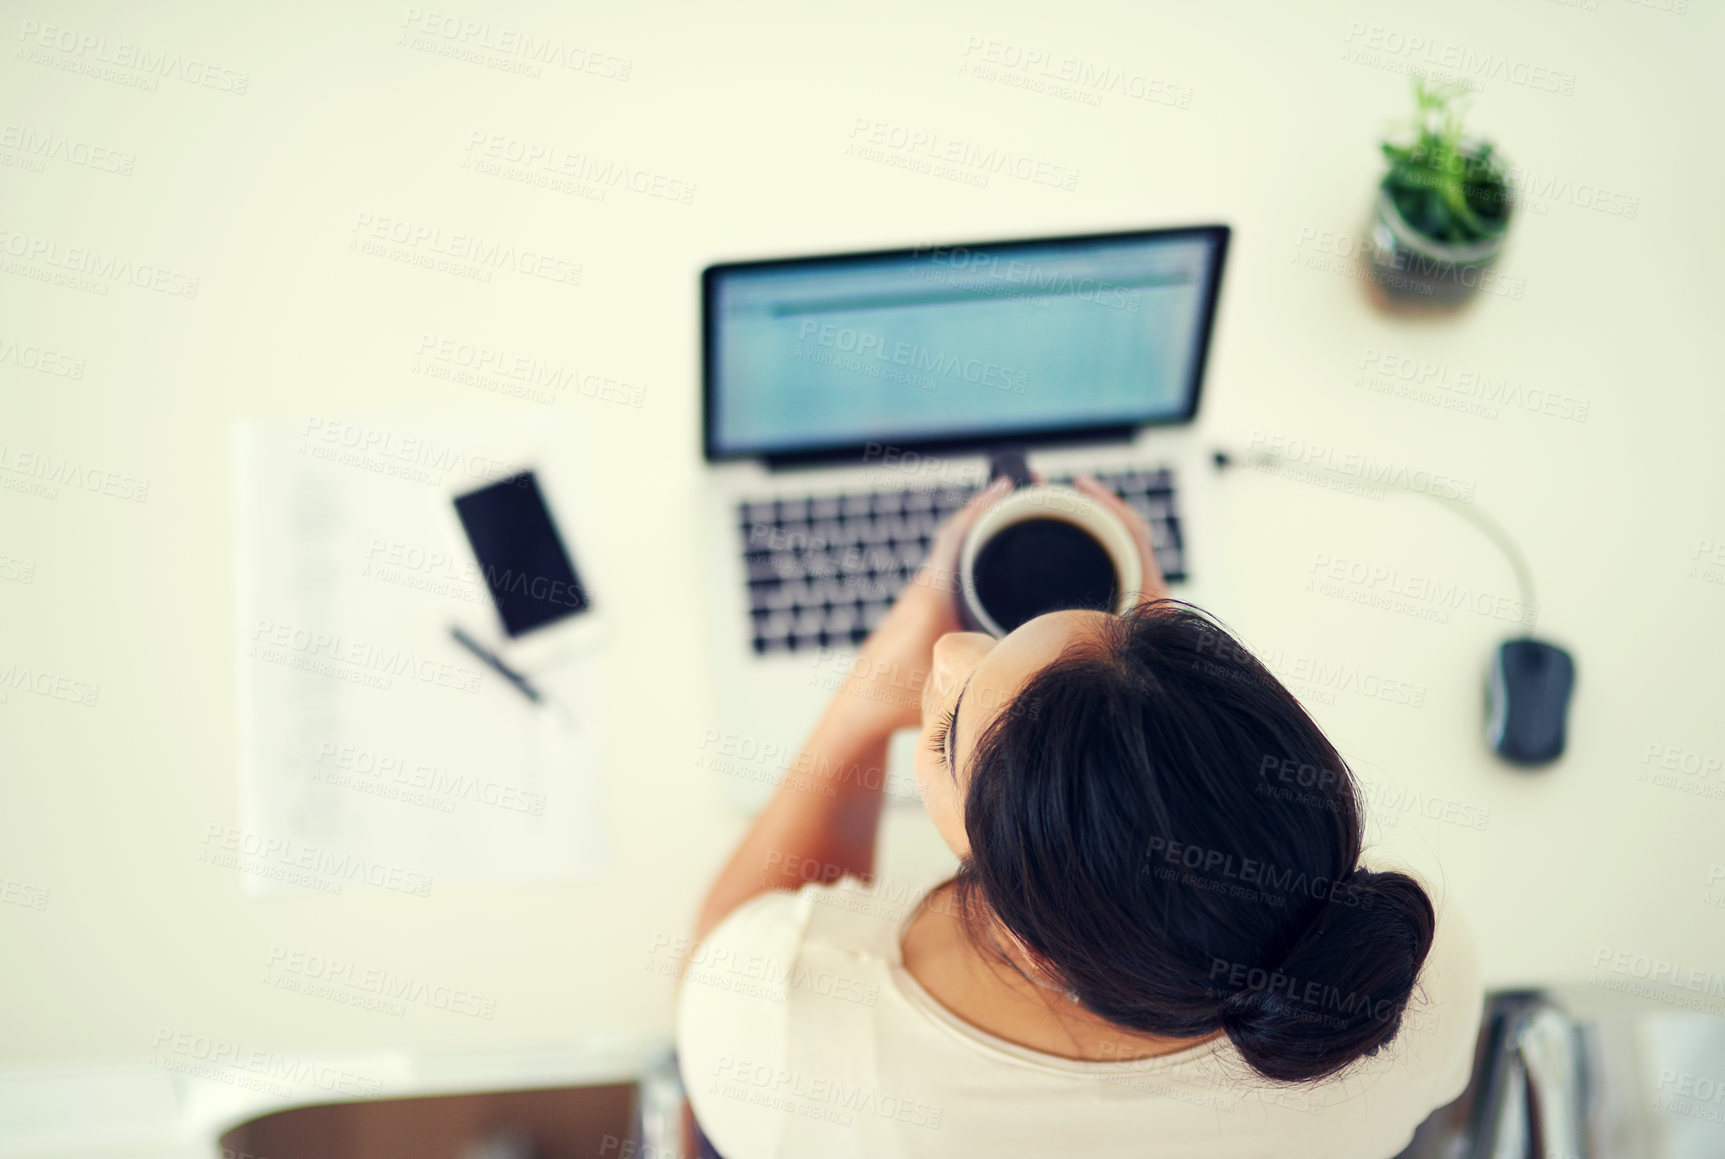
(1212, 447), (1537, 618)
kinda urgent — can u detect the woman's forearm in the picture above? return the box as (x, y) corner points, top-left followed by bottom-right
(692, 676), (903, 941)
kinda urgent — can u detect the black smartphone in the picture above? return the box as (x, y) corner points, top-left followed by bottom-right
(452, 470), (593, 642)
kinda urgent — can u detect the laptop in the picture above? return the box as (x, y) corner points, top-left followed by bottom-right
(697, 225), (1230, 812)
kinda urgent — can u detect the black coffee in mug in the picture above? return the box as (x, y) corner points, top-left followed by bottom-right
(970, 517), (1120, 634)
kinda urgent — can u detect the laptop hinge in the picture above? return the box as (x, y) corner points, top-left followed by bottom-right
(757, 425), (1139, 473)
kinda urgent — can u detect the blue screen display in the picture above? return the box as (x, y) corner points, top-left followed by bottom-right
(708, 232), (1222, 457)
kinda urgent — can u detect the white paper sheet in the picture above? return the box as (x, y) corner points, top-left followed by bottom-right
(231, 415), (608, 896)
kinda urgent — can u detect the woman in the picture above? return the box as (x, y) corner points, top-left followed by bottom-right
(677, 476), (1482, 1158)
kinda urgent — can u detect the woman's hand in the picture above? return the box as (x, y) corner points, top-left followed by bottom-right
(1072, 475), (1171, 603)
(841, 476), (1014, 735)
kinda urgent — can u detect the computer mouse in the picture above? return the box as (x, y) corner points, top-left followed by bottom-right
(1486, 638), (1575, 766)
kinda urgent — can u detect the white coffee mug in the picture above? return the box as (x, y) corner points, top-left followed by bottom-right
(957, 483), (1144, 638)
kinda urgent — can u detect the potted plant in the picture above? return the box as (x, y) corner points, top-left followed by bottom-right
(1366, 78), (1514, 303)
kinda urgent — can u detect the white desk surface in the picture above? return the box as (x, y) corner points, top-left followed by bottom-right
(3, 0), (1723, 1149)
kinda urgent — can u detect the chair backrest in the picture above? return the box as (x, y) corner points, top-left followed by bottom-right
(1392, 990), (1592, 1159)
(633, 1047), (725, 1159)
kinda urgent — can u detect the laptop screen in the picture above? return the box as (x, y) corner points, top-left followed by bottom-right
(703, 226), (1227, 461)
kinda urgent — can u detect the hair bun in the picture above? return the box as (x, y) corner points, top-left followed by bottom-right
(1216, 980), (1276, 1027)
(1215, 868), (1436, 1083)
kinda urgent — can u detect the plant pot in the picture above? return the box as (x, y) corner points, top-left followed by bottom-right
(1366, 142), (1513, 305)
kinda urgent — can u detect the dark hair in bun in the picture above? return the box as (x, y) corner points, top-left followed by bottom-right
(952, 600), (1437, 1084)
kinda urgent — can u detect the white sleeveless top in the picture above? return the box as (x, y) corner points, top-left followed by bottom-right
(675, 867), (1482, 1159)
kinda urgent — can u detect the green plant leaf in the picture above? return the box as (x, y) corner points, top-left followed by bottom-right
(1379, 76), (1505, 244)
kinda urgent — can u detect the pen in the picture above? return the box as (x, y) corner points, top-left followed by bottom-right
(448, 624), (575, 728)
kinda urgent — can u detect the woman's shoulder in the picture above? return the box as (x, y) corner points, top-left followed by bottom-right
(710, 864), (956, 957)
(1356, 868), (1485, 1103)
(675, 869), (951, 1158)
(1396, 867), (1483, 1020)
(797, 865), (958, 952)
(675, 865), (952, 1033)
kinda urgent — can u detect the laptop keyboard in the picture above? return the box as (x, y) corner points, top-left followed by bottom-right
(737, 468), (1185, 655)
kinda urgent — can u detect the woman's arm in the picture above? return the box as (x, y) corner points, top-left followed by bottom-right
(689, 661), (900, 941)
(690, 478), (1012, 942)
